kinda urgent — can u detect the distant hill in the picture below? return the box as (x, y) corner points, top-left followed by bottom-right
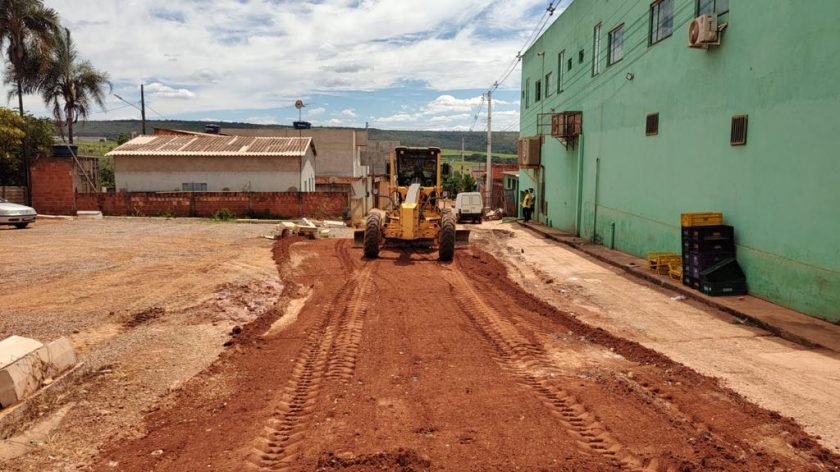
(72, 120), (520, 155)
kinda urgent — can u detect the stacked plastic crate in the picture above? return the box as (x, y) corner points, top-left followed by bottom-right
(681, 213), (747, 297)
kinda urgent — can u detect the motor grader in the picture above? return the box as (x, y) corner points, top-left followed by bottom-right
(354, 147), (470, 261)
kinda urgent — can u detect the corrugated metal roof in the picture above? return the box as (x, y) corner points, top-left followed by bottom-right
(107, 135), (315, 157)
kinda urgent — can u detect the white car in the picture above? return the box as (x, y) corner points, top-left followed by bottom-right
(0, 198), (37, 229)
(454, 192), (483, 224)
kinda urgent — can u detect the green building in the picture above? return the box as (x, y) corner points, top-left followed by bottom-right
(518, 0), (840, 322)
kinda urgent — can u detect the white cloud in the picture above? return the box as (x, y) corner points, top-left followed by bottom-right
(145, 82), (196, 99)
(374, 113), (416, 124)
(340, 108), (357, 118)
(308, 107), (327, 116)
(2, 0), (567, 128)
(326, 118), (343, 126)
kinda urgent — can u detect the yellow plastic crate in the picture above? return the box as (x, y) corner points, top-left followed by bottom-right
(647, 252), (672, 271)
(657, 255), (682, 275)
(668, 260), (683, 280)
(680, 212), (723, 227)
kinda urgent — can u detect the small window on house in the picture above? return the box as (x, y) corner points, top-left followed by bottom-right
(545, 72), (553, 97)
(578, 49), (585, 64)
(535, 80), (542, 102)
(557, 50), (566, 93)
(731, 115), (748, 145)
(650, 0), (674, 45)
(182, 182), (208, 192)
(698, 0), (729, 15)
(567, 57), (573, 71)
(592, 23), (602, 76)
(526, 78), (530, 108)
(608, 24), (625, 65)
(646, 113), (660, 136)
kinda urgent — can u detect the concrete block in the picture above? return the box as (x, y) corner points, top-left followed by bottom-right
(0, 336), (76, 409)
(76, 211), (103, 220)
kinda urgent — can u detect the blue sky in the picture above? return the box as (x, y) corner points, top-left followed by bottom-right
(3, 0), (571, 131)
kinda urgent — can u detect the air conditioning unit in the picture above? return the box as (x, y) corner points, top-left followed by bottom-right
(517, 137), (542, 168)
(689, 14), (719, 48)
(550, 112), (582, 140)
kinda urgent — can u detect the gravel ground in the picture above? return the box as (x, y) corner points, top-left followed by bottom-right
(0, 218), (283, 471)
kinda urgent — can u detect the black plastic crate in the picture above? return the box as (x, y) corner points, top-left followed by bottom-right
(688, 252), (733, 279)
(701, 258), (746, 283)
(701, 281), (747, 297)
(683, 237), (736, 254)
(681, 225), (734, 242)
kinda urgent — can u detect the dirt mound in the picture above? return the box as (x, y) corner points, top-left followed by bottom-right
(317, 449), (431, 471)
(123, 306), (165, 327)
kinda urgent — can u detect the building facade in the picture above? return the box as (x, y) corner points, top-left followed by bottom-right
(519, 0), (840, 322)
(109, 135), (316, 193)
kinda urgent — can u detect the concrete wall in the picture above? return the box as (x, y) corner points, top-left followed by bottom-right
(114, 154), (310, 193)
(519, 0), (840, 322)
(224, 128), (366, 178)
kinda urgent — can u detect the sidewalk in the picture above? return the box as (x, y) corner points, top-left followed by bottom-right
(517, 220), (840, 354)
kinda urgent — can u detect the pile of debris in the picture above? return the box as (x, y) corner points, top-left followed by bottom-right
(484, 208), (506, 221)
(265, 218), (347, 240)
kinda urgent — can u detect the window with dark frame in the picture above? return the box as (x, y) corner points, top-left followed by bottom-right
(650, 0), (674, 45)
(592, 23), (602, 76)
(557, 50), (565, 93)
(731, 115), (748, 145)
(608, 24), (625, 65)
(698, 0), (729, 15)
(568, 57), (573, 71)
(535, 79), (542, 102)
(646, 113), (660, 136)
(545, 72), (553, 97)
(526, 78), (530, 108)
(578, 49), (585, 64)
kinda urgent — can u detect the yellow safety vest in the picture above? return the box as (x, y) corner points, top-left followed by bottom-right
(522, 193), (533, 209)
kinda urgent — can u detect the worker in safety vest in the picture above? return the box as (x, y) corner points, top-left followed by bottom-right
(521, 188), (534, 223)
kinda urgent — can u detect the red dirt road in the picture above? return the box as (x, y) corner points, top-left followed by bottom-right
(94, 239), (839, 471)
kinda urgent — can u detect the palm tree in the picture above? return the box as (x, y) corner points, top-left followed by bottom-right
(0, 0), (60, 117)
(40, 28), (110, 144)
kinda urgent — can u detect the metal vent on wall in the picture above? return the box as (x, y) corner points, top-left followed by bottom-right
(731, 115), (748, 145)
(646, 113), (659, 136)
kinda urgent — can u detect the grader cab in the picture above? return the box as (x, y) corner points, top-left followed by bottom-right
(354, 147), (470, 261)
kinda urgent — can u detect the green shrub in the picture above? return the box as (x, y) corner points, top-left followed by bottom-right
(212, 208), (235, 221)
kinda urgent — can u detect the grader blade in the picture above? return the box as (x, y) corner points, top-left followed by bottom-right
(456, 229), (471, 247)
(353, 229), (365, 248)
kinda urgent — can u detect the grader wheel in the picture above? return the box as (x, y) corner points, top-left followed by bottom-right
(439, 212), (456, 262)
(363, 214), (382, 259)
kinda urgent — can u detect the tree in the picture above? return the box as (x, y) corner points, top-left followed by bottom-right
(116, 133), (131, 145)
(0, 0), (60, 117)
(443, 171), (477, 197)
(0, 107), (51, 185)
(40, 28), (110, 144)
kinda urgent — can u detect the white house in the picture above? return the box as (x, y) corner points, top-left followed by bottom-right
(107, 135), (317, 192)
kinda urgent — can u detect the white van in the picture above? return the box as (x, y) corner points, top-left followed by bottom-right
(455, 192), (483, 224)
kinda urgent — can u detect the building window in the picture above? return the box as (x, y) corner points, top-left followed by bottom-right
(557, 50), (565, 93)
(731, 115), (748, 145)
(646, 113), (660, 136)
(650, 0), (674, 45)
(535, 80), (542, 102)
(608, 24), (625, 65)
(592, 23), (602, 76)
(182, 182), (208, 192)
(567, 57), (573, 71)
(545, 72), (553, 97)
(526, 78), (530, 108)
(698, 0), (729, 15)
(578, 49), (585, 64)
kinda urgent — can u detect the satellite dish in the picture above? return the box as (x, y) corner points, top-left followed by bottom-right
(295, 100), (305, 109)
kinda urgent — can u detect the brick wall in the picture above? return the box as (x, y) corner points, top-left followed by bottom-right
(30, 159), (76, 215)
(75, 191), (348, 219)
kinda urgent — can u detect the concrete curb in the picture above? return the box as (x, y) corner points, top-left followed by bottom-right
(516, 221), (837, 352)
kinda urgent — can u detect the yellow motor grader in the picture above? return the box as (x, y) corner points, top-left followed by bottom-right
(354, 147), (470, 261)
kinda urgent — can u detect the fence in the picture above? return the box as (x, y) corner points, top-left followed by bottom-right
(0, 186), (27, 204)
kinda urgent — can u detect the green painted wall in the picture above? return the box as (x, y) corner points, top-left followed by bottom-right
(519, 0), (840, 322)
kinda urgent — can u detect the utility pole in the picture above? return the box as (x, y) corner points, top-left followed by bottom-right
(140, 84), (147, 135)
(485, 90), (493, 209)
(460, 136), (465, 172)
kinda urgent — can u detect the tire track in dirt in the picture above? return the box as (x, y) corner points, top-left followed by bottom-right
(446, 269), (649, 471)
(247, 246), (375, 471)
